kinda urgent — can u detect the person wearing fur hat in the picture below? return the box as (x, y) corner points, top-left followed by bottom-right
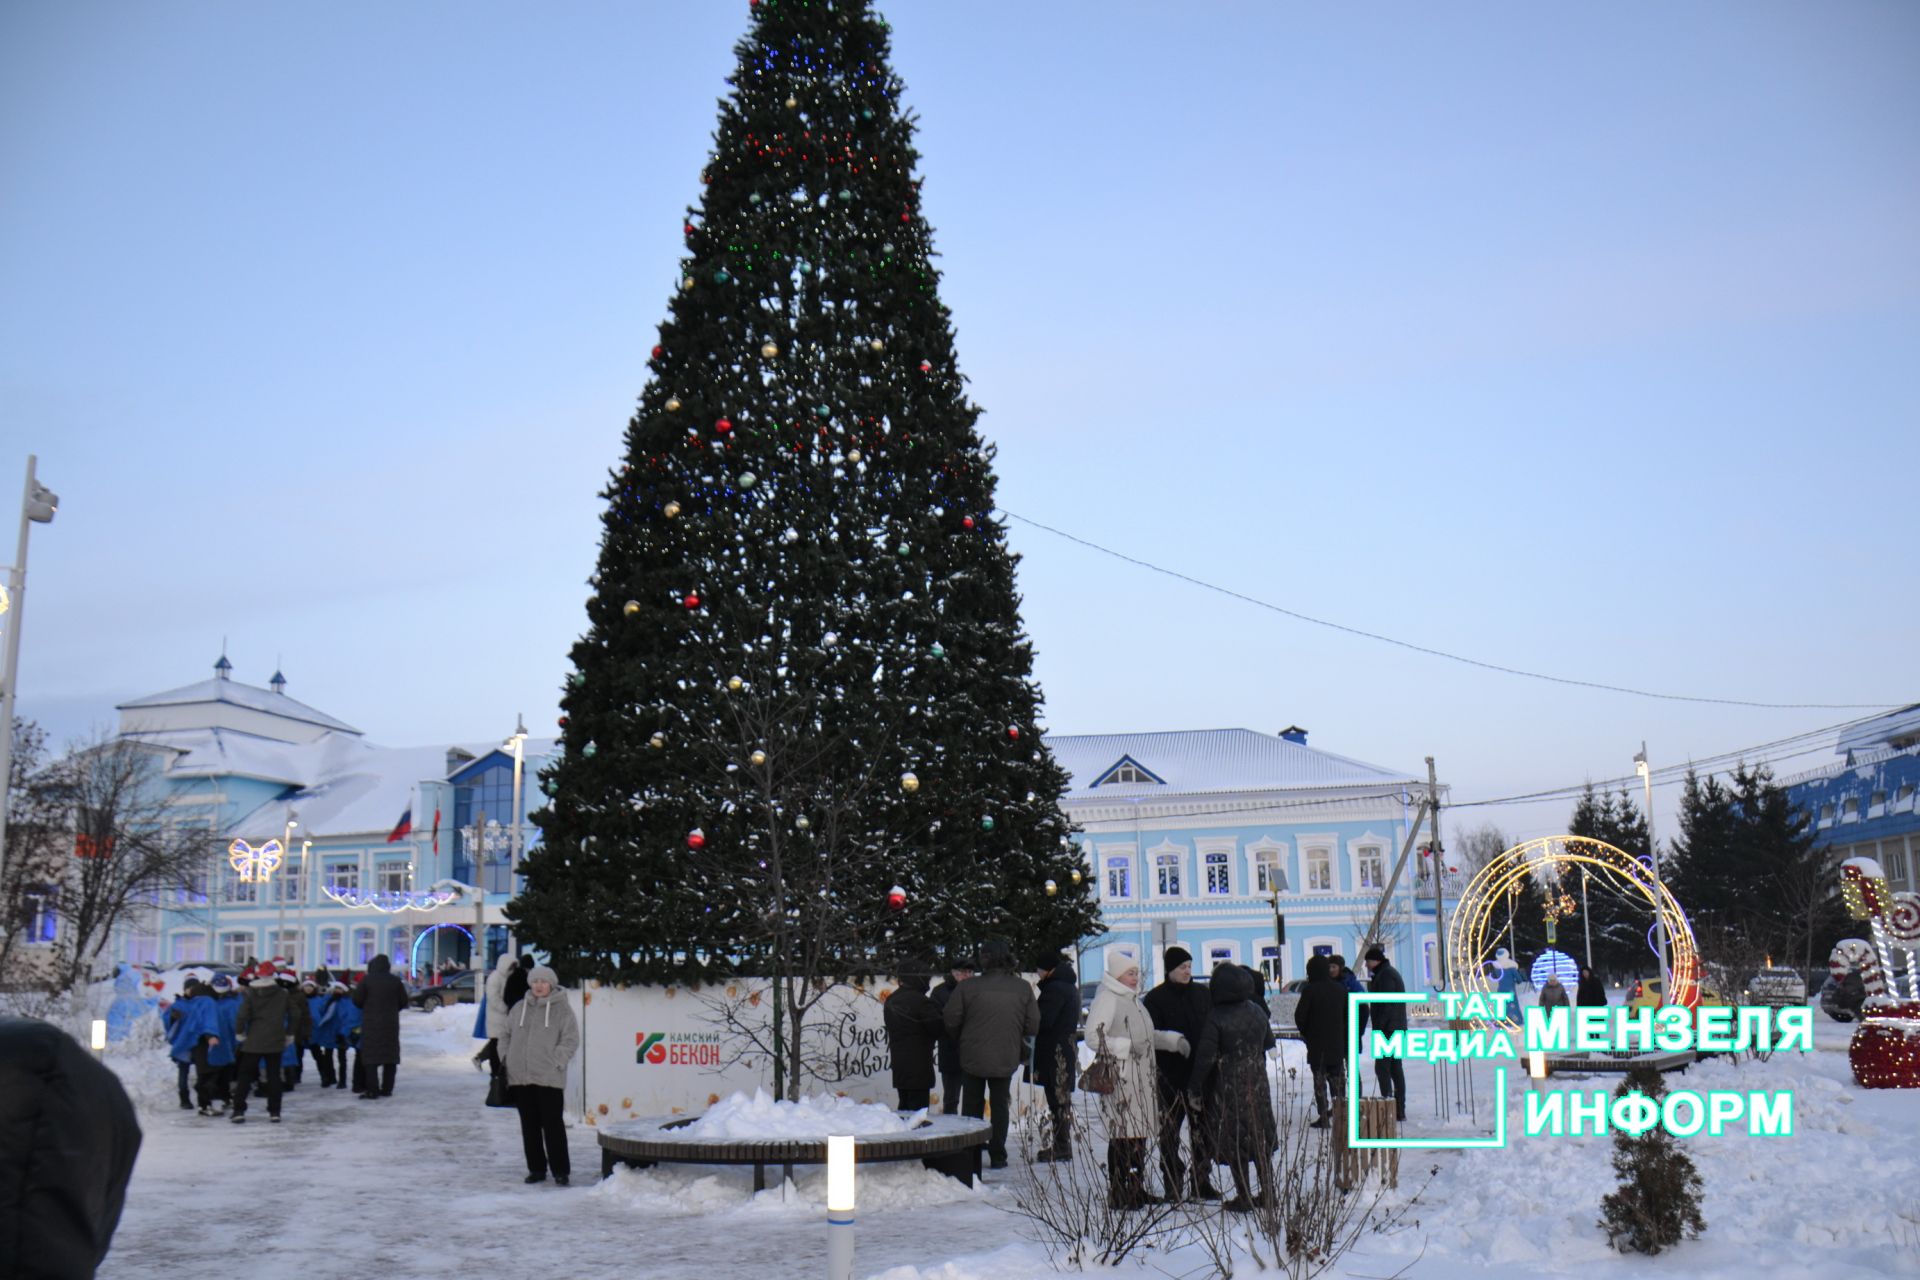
(498, 964), (580, 1185)
(231, 961), (299, 1123)
(1085, 948), (1161, 1208)
(1143, 946), (1218, 1200)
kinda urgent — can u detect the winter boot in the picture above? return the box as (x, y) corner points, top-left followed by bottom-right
(1192, 1170), (1222, 1201)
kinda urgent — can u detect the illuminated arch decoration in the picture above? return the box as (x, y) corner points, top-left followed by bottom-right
(1529, 948), (1579, 988)
(409, 922), (475, 974)
(1447, 835), (1700, 1020)
(1837, 856), (1920, 1089)
(227, 838), (284, 883)
(321, 884), (458, 913)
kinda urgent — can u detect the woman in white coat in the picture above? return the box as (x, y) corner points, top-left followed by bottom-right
(1084, 949), (1160, 1209)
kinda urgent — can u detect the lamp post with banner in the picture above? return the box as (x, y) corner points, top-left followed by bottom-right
(460, 811), (512, 970)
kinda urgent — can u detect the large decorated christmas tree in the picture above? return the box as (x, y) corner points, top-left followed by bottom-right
(513, 0), (1100, 994)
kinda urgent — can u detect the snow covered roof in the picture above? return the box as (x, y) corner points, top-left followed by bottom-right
(117, 677), (361, 735)
(1045, 728), (1419, 800)
(1837, 704), (1920, 757)
(126, 726), (375, 788)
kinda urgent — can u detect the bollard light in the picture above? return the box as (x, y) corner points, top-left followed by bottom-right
(90, 1019), (108, 1052)
(825, 1133), (855, 1280)
(1528, 1049), (1546, 1079)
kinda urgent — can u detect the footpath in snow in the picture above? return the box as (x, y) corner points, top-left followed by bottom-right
(94, 1004), (1918, 1279)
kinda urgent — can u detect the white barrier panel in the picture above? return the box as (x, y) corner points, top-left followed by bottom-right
(577, 978), (901, 1125)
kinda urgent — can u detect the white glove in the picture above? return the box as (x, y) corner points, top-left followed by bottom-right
(1175, 1035), (1191, 1058)
(1152, 1029), (1191, 1057)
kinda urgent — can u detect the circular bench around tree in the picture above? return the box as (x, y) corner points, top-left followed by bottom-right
(597, 1112), (994, 1190)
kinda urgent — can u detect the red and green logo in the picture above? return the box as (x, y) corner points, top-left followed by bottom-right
(636, 1032), (667, 1065)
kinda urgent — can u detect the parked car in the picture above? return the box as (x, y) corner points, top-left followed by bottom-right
(1746, 967), (1808, 1008)
(407, 969), (477, 1011)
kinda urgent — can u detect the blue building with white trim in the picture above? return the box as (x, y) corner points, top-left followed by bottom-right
(85, 658), (550, 978)
(1051, 728), (1443, 988)
(1784, 705), (1920, 894)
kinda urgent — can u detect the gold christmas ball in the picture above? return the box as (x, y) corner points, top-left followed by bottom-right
(727, 676), (744, 692)
(846, 449), (862, 464)
(680, 277), (694, 292)
(761, 341), (779, 358)
(785, 95), (799, 109)
(869, 338), (885, 352)
(796, 815), (811, 830)
(1070, 869), (1082, 885)
(750, 749), (768, 767)
(901, 771), (919, 793)
(665, 396), (682, 412)
(1045, 879), (1058, 897)
(649, 733), (665, 749)
(663, 501), (682, 518)
(623, 600), (641, 617)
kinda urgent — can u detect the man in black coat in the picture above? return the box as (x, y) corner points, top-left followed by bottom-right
(1362, 945), (1408, 1122)
(0, 1017), (142, 1278)
(882, 972), (943, 1111)
(927, 953), (974, 1115)
(351, 953), (408, 1099)
(1141, 946), (1219, 1200)
(1292, 954), (1349, 1128)
(1030, 951), (1078, 1161)
(504, 953), (534, 1009)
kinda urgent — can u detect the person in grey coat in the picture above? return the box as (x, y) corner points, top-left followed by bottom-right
(499, 964), (581, 1185)
(350, 954), (407, 1099)
(941, 939), (1037, 1169)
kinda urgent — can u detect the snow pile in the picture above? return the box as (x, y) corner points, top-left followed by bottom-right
(592, 1159), (979, 1219)
(674, 1088), (917, 1140)
(864, 1244), (1064, 1280)
(406, 1001), (484, 1058)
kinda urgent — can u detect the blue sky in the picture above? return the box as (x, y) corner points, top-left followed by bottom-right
(2, 1), (1915, 844)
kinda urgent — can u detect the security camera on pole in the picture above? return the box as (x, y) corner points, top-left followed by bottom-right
(0, 455), (58, 902)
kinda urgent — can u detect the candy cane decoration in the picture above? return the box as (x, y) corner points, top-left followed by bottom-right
(1840, 857), (1917, 1003)
(1830, 938), (1887, 1000)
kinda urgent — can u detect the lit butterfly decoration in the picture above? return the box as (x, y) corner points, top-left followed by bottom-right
(227, 838), (284, 883)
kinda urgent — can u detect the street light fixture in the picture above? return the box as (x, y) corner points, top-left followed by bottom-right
(0, 455), (57, 899)
(1634, 745), (1671, 996)
(505, 714), (527, 960)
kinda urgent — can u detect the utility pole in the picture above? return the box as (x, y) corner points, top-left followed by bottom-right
(1634, 744), (1671, 997)
(0, 455), (58, 894)
(1427, 758), (1449, 989)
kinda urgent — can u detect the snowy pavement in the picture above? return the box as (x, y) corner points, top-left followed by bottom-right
(95, 1007), (1919, 1279)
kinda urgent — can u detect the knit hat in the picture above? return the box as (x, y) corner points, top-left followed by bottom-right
(1105, 948), (1141, 979)
(528, 965), (559, 988)
(1364, 945), (1387, 964)
(1163, 946), (1193, 971)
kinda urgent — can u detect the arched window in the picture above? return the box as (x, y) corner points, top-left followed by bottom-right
(1154, 850), (1183, 897)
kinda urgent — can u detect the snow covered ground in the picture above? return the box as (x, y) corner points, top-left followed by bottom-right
(91, 1004), (1918, 1279)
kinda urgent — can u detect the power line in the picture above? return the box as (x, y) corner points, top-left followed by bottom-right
(998, 509), (1909, 712)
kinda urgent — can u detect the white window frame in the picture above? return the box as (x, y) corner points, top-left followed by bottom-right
(1882, 837), (1912, 891)
(377, 859), (410, 893)
(1196, 837), (1235, 896)
(1355, 846), (1386, 891)
(1303, 841), (1336, 894)
(352, 926), (377, 966)
(1149, 840), (1186, 898)
(388, 926), (415, 972)
(170, 930), (209, 963)
(320, 927), (344, 969)
(221, 930), (255, 965)
(1200, 939), (1239, 977)
(1099, 844), (1136, 901)
(1841, 797), (1859, 823)
(1246, 838), (1289, 895)
(324, 858), (361, 895)
(270, 928), (302, 969)
(1255, 940), (1283, 983)
(1346, 833), (1389, 892)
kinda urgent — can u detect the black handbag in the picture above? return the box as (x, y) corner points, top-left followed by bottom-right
(486, 1072), (512, 1108)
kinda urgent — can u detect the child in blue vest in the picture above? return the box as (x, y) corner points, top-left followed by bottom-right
(164, 981), (213, 1110)
(305, 979), (340, 1087)
(327, 981), (361, 1091)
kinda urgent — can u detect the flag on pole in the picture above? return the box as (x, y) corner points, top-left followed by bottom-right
(386, 806), (413, 843)
(431, 807), (441, 855)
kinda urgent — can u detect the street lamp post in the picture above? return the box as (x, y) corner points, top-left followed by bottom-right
(1634, 745), (1671, 996)
(0, 455), (58, 896)
(276, 810), (298, 967)
(506, 715), (527, 960)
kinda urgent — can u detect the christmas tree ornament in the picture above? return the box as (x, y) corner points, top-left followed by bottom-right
(929, 642), (945, 659)
(783, 528), (800, 543)
(687, 829), (706, 850)
(557, 715), (568, 728)
(846, 449), (862, 464)
(684, 594), (702, 609)
(649, 733), (665, 750)
(681, 277), (694, 291)
(651, 345), (664, 358)
(738, 472), (758, 489)
(1045, 879), (1057, 897)
(582, 742), (598, 758)
(761, 341), (779, 358)
(623, 600), (641, 616)
(962, 515), (975, 529)
(750, 749), (768, 767)
(1071, 869), (1083, 885)
(980, 815), (995, 832)
(714, 269), (731, 284)
(748, 193), (763, 205)
(665, 396), (683, 412)
(838, 189), (853, 202)
(868, 338), (885, 352)
(1007, 726), (1020, 740)
(814, 404), (831, 418)
(896, 542), (909, 555)
(822, 631), (839, 647)
(795, 816), (811, 831)
(900, 771), (919, 793)
(918, 360), (932, 373)
(882, 242), (895, 254)
(785, 95), (798, 109)
(664, 501), (682, 518)
(887, 885), (907, 911)
(727, 676), (744, 692)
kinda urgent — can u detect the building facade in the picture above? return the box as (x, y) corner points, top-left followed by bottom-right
(1053, 728), (1443, 989)
(1784, 704), (1920, 894)
(46, 659), (551, 979)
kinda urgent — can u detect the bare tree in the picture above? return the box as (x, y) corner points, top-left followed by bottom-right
(15, 732), (208, 993)
(1449, 821), (1510, 881)
(0, 717), (66, 989)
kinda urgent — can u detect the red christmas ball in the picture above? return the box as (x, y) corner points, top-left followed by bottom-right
(688, 830), (706, 850)
(919, 360), (932, 373)
(557, 715), (568, 728)
(684, 223), (695, 237)
(962, 516), (975, 530)
(887, 885), (907, 911)
(651, 345), (663, 359)
(900, 213), (911, 223)
(715, 417), (733, 434)
(1007, 726), (1020, 740)
(684, 594), (702, 610)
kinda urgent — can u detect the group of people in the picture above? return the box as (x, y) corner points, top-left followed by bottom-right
(162, 954), (407, 1123)
(1536, 965), (1611, 1010)
(881, 940), (1414, 1214)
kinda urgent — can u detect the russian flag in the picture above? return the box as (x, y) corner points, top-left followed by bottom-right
(386, 806), (413, 843)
